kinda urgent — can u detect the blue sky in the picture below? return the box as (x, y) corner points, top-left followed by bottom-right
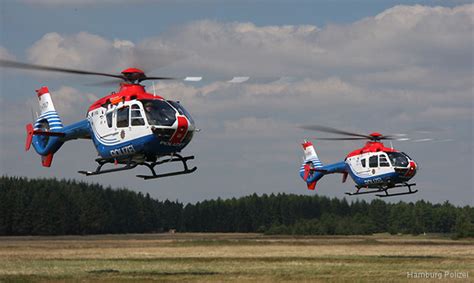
(1, 0), (472, 205)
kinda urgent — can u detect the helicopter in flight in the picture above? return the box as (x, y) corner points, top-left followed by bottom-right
(299, 125), (419, 197)
(0, 59), (211, 180)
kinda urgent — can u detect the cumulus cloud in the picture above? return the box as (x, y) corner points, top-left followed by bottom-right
(17, 4), (472, 130)
(27, 32), (135, 72)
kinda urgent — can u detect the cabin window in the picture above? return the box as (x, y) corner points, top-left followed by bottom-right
(379, 154), (390, 167)
(117, 106), (129, 128)
(131, 104), (145, 126)
(369, 155), (378, 168)
(361, 158), (366, 168)
(106, 112), (113, 128)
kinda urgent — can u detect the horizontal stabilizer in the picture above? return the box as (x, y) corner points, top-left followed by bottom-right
(33, 130), (66, 137)
(310, 168), (328, 173)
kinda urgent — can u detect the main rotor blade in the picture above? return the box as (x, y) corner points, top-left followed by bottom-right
(139, 76), (178, 82)
(311, 137), (368, 140)
(300, 125), (371, 139)
(379, 135), (395, 140)
(0, 59), (124, 79)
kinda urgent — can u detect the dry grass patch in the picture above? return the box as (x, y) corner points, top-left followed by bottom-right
(0, 233), (472, 282)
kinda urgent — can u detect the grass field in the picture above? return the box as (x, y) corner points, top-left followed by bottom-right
(0, 233), (472, 282)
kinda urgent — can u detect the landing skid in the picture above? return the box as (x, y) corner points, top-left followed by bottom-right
(345, 183), (417, 198)
(78, 153), (197, 180)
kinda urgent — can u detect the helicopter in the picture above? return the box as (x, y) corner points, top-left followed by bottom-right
(299, 125), (418, 197)
(1, 59), (203, 180)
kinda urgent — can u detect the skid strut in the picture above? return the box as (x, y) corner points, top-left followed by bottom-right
(78, 153), (196, 180)
(136, 154), (196, 180)
(345, 183), (417, 198)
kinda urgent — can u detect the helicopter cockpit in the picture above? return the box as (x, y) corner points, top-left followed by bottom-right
(142, 100), (176, 126)
(386, 152), (410, 167)
(141, 99), (194, 128)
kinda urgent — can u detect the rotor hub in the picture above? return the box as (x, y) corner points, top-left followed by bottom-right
(121, 68), (146, 83)
(369, 132), (383, 140)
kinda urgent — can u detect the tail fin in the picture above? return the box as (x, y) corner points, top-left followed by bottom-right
(35, 86), (63, 129)
(299, 140), (324, 190)
(27, 87), (64, 167)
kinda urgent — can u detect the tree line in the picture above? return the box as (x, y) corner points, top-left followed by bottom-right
(1, 176), (473, 238)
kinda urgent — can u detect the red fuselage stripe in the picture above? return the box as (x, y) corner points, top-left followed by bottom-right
(170, 116), (188, 144)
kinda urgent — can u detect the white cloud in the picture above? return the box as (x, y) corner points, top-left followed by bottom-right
(21, 4), (473, 127)
(27, 32), (134, 72)
(0, 46), (15, 60)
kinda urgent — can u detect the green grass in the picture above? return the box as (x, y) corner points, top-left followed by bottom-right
(0, 233), (472, 282)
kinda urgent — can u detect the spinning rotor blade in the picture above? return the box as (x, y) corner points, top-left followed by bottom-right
(139, 76), (178, 82)
(0, 59), (123, 79)
(311, 137), (368, 140)
(299, 125), (371, 139)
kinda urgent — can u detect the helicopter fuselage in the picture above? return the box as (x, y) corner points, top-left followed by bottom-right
(86, 84), (195, 161)
(345, 150), (417, 188)
(300, 140), (417, 191)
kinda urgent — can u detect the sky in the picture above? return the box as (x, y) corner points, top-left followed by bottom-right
(0, 0), (472, 205)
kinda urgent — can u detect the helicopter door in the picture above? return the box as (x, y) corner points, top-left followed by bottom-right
(368, 153), (393, 177)
(351, 155), (371, 178)
(368, 154), (379, 176)
(116, 105), (130, 141)
(130, 104), (145, 127)
(92, 107), (119, 142)
(377, 153), (392, 175)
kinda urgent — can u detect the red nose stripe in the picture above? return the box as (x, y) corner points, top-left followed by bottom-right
(170, 116), (188, 144)
(405, 161), (416, 177)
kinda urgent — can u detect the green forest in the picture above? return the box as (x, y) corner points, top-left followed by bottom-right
(1, 176), (473, 238)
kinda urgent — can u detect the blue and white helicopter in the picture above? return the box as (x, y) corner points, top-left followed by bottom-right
(299, 125), (418, 197)
(1, 59), (199, 180)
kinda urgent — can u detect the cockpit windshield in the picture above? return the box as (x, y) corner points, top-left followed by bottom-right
(168, 101), (195, 125)
(387, 152), (409, 167)
(142, 100), (176, 126)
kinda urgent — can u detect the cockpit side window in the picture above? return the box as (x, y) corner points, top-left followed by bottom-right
(142, 100), (176, 126)
(131, 104), (145, 126)
(387, 152), (409, 167)
(379, 154), (390, 167)
(369, 155), (378, 168)
(117, 106), (129, 128)
(361, 158), (366, 168)
(168, 101), (195, 125)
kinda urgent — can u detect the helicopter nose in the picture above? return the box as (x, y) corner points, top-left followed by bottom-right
(405, 161), (417, 178)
